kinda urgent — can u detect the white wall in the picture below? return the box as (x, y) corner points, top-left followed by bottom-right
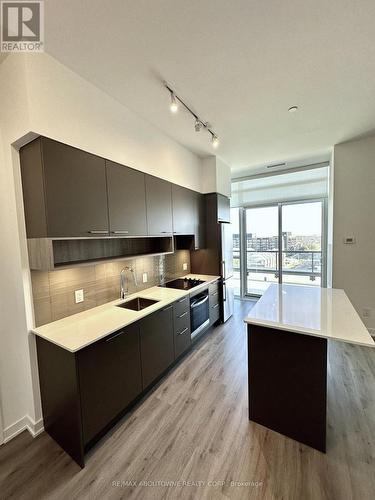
(0, 52), (207, 440)
(201, 156), (231, 197)
(24, 54), (202, 191)
(333, 135), (375, 331)
(0, 55), (40, 440)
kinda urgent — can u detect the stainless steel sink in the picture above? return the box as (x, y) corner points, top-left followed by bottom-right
(117, 297), (159, 311)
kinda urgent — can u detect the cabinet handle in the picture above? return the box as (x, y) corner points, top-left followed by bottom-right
(178, 311), (188, 318)
(213, 303), (219, 309)
(88, 230), (108, 234)
(105, 331), (123, 342)
(212, 291), (218, 296)
(178, 327), (189, 336)
(162, 305), (173, 312)
(111, 230), (129, 234)
(178, 297), (187, 303)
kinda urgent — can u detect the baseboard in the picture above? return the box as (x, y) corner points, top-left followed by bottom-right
(3, 415), (44, 443)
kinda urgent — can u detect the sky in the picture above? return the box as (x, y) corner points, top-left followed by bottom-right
(231, 202), (322, 237)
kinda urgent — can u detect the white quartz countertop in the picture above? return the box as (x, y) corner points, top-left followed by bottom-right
(32, 274), (220, 352)
(244, 284), (375, 347)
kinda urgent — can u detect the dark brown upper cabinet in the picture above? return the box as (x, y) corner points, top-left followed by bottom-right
(217, 193), (231, 223)
(172, 185), (196, 235)
(145, 175), (173, 235)
(20, 137), (109, 238)
(106, 160), (147, 236)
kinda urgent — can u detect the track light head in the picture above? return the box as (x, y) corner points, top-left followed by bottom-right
(195, 119), (202, 132)
(170, 92), (178, 113)
(212, 135), (219, 148)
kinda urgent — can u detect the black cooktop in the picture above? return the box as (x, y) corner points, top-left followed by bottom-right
(159, 278), (205, 290)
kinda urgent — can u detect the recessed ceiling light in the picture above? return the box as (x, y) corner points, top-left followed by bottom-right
(288, 106), (299, 113)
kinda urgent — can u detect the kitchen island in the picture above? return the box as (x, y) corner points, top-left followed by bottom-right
(244, 284), (375, 452)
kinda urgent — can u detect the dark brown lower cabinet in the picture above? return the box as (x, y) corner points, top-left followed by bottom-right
(36, 294), (216, 468)
(36, 323), (142, 468)
(140, 305), (175, 388)
(78, 323), (142, 445)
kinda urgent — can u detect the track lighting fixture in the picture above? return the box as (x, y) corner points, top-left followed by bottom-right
(170, 92), (178, 113)
(211, 135), (219, 148)
(164, 83), (219, 148)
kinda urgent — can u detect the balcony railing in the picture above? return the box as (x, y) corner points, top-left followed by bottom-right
(233, 249), (322, 279)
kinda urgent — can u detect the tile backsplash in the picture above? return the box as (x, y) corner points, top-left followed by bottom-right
(31, 251), (191, 327)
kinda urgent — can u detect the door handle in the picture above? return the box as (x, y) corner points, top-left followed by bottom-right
(105, 331), (123, 342)
(223, 282), (227, 302)
(222, 261), (226, 278)
(191, 296), (209, 308)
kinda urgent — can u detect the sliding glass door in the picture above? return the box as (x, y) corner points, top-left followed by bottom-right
(243, 200), (325, 296)
(281, 201), (323, 287)
(245, 206), (279, 295)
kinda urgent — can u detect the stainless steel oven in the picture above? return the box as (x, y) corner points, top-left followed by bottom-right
(190, 289), (209, 339)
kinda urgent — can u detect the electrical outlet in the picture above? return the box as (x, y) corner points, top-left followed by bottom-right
(362, 308), (371, 318)
(75, 289), (84, 304)
(142, 272), (148, 283)
(183, 262), (188, 271)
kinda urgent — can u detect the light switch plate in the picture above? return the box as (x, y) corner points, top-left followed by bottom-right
(183, 263), (188, 271)
(75, 289), (84, 304)
(142, 272), (148, 283)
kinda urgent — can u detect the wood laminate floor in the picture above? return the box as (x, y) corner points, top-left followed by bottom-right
(1, 299), (375, 500)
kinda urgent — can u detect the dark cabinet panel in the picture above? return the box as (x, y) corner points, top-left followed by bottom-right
(78, 323), (142, 445)
(42, 138), (109, 237)
(145, 175), (173, 235)
(194, 192), (206, 249)
(106, 160), (147, 236)
(172, 185), (195, 235)
(140, 305), (174, 388)
(36, 337), (85, 467)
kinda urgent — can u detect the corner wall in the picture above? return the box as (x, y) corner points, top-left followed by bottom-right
(0, 53), (204, 441)
(333, 135), (375, 331)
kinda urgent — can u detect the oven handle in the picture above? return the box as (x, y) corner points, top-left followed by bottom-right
(191, 295), (209, 308)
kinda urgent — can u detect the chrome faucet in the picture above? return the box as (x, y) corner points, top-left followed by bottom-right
(120, 266), (138, 299)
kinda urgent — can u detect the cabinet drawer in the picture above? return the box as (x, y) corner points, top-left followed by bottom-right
(174, 309), (190, 336)
(209, 282), (220, 304)
(173, 305), (191, 358)
(209, 281), (219, 296)
(210, 302), (220, 324)
(174, 295), (189, 317)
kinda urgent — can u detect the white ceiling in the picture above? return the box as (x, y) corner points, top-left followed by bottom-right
(45, 0), (375, 176)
